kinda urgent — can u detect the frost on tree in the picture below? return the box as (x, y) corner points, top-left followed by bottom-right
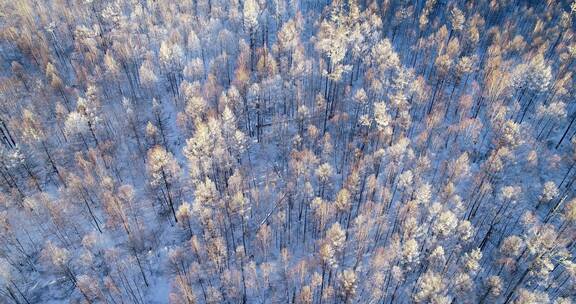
(0, 0), (575, 303)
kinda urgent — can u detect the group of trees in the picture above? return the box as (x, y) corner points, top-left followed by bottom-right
(0, 0), (575, 303)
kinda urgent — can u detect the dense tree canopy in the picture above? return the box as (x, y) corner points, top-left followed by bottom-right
(0, 0), (575, 303)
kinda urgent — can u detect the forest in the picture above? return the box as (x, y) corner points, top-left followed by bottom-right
(0, 0), (575, 303)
